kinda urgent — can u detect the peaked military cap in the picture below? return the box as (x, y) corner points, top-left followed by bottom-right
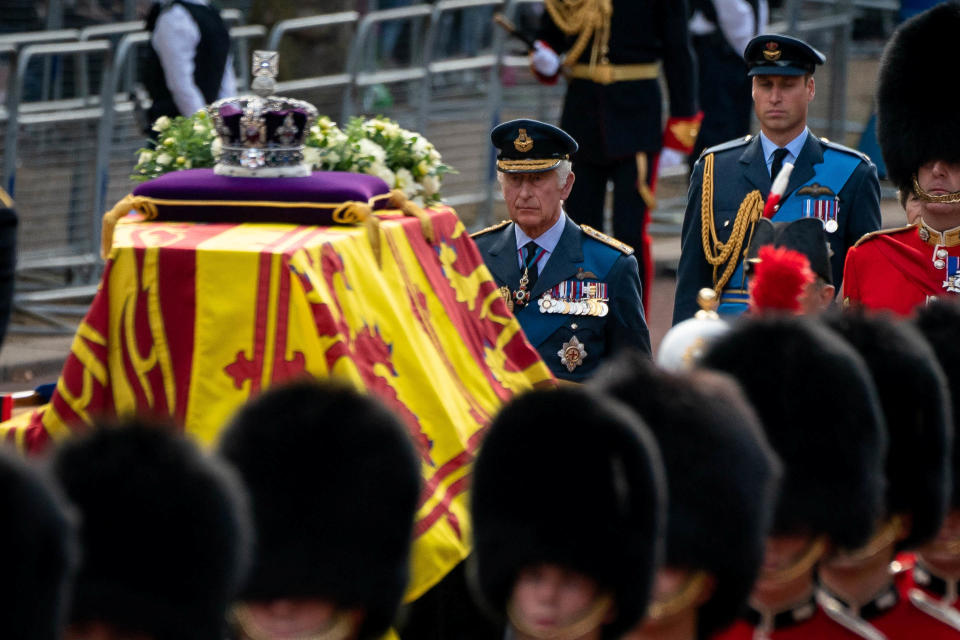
(744, 34), (825, 76)
(491, 118), (578, 173)
(746, 218), (833, 284)
(219, 380), (422, 640)
(701, 316), (887, 551)
(877, 1), (960, 193)
(593, 354), (781, 637)
(51, 420), (252, 640)
(470, 387), (666, 638)
(824, 311), (951, 551)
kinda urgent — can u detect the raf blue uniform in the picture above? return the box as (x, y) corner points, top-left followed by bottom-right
(672, 35), (881, 323)
(473, 215), (650, 382)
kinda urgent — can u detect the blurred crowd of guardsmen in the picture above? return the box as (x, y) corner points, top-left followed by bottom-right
(7, 1), (960, 639)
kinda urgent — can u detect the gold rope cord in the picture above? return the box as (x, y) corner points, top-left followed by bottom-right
(699, 153), (764, 295)
(544, 0), (612, 68)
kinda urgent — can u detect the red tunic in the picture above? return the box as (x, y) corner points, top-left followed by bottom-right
(712, 606), (864, 640)
(842, 222), (960, 315)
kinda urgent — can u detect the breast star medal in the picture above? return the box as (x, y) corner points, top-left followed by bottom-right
(558, 336), (587, 372)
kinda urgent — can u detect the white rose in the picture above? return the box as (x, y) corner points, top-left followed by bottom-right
(412, 136), (431, 155)
(193, 122), (207, 134)
(395, 168), (414, 189)
(302, 146), (321, 169)
(156, 153), (173, 166)
(428, 148), (441, 163)
(421, 174), (440, 197)
(357, 138), (387, 164)
(325, 151), (340, 165)
(138, 151), (154, 165)
(152, 116), (171, 132)
(211, 137), (222, 158)
(368, 163), (395, 187)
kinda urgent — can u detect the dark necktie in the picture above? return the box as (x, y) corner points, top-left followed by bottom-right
(522, 241), (541, 293)
(770, 147), (789, 180)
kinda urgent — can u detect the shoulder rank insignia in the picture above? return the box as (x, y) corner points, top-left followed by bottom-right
(470, 219), (511, 238)
(580, 225), (633, 254)
(853, 223), (917, 248)
(820, 138), (871, 163)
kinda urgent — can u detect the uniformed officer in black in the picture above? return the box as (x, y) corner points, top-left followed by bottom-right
(472, 119), (650, 382)
(0, 188), (16, 350)
(673, 34), (881, 323)
(530, 0), (701, 312)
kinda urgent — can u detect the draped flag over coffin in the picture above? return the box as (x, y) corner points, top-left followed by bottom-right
(1, 205), (553, 600)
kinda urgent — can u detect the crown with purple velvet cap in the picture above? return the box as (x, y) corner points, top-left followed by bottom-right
(208, 51), (318, 177)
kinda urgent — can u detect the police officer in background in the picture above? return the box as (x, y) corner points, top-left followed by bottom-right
(143, 0), (235, 128)
(673, 34), (881, 322)
(472, 119), (650, 382)
(688, 0), (768, 162)
(529, 0), (702, 312)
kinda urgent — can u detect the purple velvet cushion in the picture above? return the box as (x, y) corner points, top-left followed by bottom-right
(132, 169), (391, 225)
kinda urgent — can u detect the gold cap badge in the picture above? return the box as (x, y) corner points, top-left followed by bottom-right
(514, 128), (534, 153)
(763, 42), (781, 61)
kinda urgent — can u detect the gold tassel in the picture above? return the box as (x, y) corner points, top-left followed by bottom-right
(386, 189), (434, 243)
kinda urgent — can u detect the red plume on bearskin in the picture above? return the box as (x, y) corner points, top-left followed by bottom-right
(749, 245), (814, 313)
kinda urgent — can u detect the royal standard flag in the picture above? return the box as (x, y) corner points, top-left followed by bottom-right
(1, 205), (553, 599)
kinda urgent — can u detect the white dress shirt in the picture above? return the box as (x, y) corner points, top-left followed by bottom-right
(151, 0), (236, 117)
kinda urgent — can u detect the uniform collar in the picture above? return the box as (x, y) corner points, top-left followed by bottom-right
(743, 592), (818, 631)
(759, 127), (809, 165)
(515, 211), (567, 254)
(914, 561), (960, 602)
(816, 582), (900, 620)
(917, 218), (960, 247)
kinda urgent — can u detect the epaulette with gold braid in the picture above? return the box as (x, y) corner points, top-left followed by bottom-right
(581, 224), (634, 254)
(470, 219), (511, 238)
(853, 223), (917, 248)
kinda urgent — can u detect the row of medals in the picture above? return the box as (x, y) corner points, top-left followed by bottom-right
(538, 292), (609, 316)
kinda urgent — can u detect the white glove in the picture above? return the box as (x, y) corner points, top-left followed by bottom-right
(531, 40), (561, 77)
(659, 147), (687, 171)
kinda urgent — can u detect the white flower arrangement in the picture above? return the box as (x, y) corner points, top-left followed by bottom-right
(304, 116), (454, 205)
(132, 113), (454, 205)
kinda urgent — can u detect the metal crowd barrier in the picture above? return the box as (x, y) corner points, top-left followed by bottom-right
(2, 0), (898, 332)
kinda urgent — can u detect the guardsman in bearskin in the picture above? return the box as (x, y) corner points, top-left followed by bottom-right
(472, 119), (650, 382)
(529, 0), (702, 311)
(843, 3), (960, 314)
(469, 386), (666, 640)
(51, 419), (252, 640)
(701, 316), (887, 640)
(817, 312), (953, 638)
(0, 446), (75, 640)
(594, 353), (782, 640)
(908, 301), (960, 637)
(673, 34), (881, 323)
(218, 380), (421, 640)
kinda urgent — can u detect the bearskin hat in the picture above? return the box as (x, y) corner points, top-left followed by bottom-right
(824, 311), (951, 550)
(0, 446), (75, 640)
(51, 420), (252, 640)
(914, 301), (960, 509)
(218, 380), (422, 640)
(593, 353), (781, 638)
(470, 387), (666, 639)
(877, 1), (960, 192)
(701, 316), (887, 550)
